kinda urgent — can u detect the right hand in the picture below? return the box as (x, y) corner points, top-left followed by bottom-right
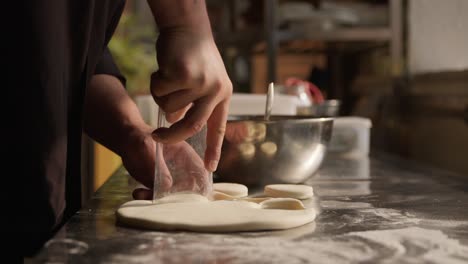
(150, 27), (232, 173)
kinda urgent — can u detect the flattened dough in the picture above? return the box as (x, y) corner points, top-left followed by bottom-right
(264, 184), (314, 199)
(116, 193), (316, 232)
(260, 198), (306, 210)
(212, 191), (271, 204)
(213, 183), (248, 198)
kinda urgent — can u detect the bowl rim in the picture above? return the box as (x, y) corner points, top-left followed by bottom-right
(227, 115), (334, 124)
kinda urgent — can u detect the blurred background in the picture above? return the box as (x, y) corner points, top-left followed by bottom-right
(83, 0), (468, 202)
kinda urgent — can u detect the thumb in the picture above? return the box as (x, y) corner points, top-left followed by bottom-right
(132, 188), (153, 200)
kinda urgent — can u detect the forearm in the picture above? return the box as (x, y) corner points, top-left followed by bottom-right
(147, 0), (211, 33)
(84, 74), (150, 156)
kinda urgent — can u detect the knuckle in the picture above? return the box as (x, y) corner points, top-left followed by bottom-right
(187, 121), (204, 135)
(213, 79), (233, 98)
(213, 79), (223, 94)
(216, 125), (226, 135)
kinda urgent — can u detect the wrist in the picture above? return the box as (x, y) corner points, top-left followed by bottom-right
(148, 0), (212, 35)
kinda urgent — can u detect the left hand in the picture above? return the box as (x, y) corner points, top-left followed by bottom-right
(120, 125), (210, 200)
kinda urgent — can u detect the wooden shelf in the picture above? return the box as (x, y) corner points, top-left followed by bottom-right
(213, 27), (263, 46)
(278, 27), (392, 42)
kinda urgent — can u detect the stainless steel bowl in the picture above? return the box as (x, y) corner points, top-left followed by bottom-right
(215, 115), (334, 187)
(296, 100), (341, 117)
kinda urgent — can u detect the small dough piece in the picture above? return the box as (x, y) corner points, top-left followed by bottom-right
(260, 141), (278, 157)
(212, 191), (235, 201)
(264, 184), (314, 199)
(238, 143), (255, 160)
(213, 183), (248, 198)
(260, 198), (306, 210)
(212, 191), (271, 204)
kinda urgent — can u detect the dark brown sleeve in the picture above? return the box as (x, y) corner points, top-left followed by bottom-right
(94, 47), (126, 87)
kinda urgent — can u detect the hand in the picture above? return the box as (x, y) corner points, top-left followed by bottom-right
(120, 125), (156, 191)
(150, 27), (232, 173)
(160, 141), (211, 195)
(120, 125), (211, 200)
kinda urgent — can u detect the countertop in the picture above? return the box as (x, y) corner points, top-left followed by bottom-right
(27, 153), (468, 263)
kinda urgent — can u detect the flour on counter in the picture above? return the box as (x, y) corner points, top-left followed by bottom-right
(320, 200), (372, 209)
(103, 226), (468, 264)
(349, 227), (468, 264)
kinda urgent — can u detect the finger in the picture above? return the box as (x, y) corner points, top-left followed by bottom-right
(132, 188), (153, 200)
(204, 100), (229, 172)
(166, 104), (192, 123)
(156, 89), (199, 114)
(150, 71), (187, 97)
(152, 96), (216, 144)
(122, 136), (156, 189)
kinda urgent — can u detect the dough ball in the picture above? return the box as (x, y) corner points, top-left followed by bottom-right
(264, 184), (314, 199)
(260, 141), (277, 157)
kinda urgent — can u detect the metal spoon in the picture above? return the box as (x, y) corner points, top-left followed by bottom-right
(264, 82), (274, 121)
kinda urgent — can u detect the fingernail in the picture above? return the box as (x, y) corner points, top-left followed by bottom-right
(208, 160), (218, 172)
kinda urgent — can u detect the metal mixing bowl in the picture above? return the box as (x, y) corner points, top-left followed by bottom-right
(215, 115), (334, 187)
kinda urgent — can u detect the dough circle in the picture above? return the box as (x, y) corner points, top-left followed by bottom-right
(260, 198), (306, 210)
(116, 194), (316, 232)
(213, 183), (248, 198)
(264, 184), (314, 199)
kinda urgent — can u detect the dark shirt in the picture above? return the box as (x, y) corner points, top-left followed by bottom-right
(12, 0), (126, 256)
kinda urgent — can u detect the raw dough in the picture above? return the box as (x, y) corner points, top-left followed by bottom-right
(154, 193), (208, 204)
(212, 191), (271, 204)
(116, 193), (316, 232)
(260, 198), (305, 210)
(213, 183), (248, 198)
(264, 184), (314, 199)
(260, 141), (278, 157)
(212, 191), (235, 201)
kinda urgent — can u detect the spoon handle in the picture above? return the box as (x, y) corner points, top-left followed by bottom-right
(265, 82), (274, 121)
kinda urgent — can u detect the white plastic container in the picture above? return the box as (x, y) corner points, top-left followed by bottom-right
(328, 117), (372, 157)
(228, 93), (300, 116)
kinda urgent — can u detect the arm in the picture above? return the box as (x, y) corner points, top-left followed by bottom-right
(84, 74), (155, 188)
(146, 0), (233, 172)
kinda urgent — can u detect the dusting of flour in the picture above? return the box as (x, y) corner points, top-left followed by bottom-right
(103, 227), (468, 264)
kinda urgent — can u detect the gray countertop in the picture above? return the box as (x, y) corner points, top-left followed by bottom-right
(28, 153), (468, 263)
